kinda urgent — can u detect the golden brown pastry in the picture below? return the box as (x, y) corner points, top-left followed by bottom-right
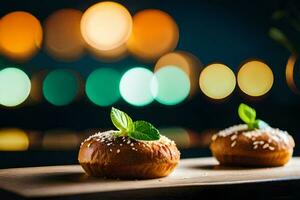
(210, 103), (295, 167)
(210, 124), (295, 167)
(78, 107), (180, 179)
(79, 131), (180, 179)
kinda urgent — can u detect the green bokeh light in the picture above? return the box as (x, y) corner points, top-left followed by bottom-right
(152, 66), (190, 105)
(43, 69), (79, 106)
(0, 67), (31, 107)
(120, 67), (155, 106)
(86, 68), (121, 106)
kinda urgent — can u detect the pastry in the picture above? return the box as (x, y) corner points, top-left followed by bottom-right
(210, 103), (295, 167)
(78, 108), (180, 179)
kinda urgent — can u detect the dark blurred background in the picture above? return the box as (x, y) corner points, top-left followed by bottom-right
(0, 0), (300, 168)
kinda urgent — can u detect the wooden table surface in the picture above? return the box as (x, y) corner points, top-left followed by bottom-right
(1, 157), (300, 200)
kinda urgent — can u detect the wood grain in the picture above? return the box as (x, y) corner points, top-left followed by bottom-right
(1, 157), (300, 199)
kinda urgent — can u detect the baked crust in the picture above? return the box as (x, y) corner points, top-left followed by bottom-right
(78, 130), (180, 179)
(210, 125), (295, 167)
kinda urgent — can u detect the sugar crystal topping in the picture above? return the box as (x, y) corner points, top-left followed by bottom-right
(211, 124), (292, 151)
(81, 130), (176, 153)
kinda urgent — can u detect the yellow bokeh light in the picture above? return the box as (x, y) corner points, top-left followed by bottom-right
(199, 63), (236, 99)
(0, 11), (42, 61)
(0, 128), (29, 151)
(127, 9), (179, 62)
(44, 9), (85, 61)
(237, 60), (274, 97)
(81, 1), (132, 51)
(285, 55), (300, 95)
(155, 51), (202, 96)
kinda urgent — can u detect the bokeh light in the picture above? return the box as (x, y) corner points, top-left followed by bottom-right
(42, 130), (79, 150)
(86, 68), (121, 106)
(0, 19), (2, 55)
(44, 9), (85, 61)
(237, 60), (274, 97)
(159, 127), (190, 148)
(127, 9), (179, 62)
(0, 67), (31, 107)
(81, 1), (132, 51)
(43, 69), (80, 106)
(26, 130), (42, 149)
(199, 63), (236, 99)
(286, 55), (300, 94)
(0, 128), (29, 151)
(152, 66), (190, 105)
(155, 51), (202, 96)
(120, 67), (155, 106)
(0, 11), (42, 61)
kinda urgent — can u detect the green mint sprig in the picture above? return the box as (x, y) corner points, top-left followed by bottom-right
(110, 107), (160, 141)
(238, 103), (269, 130)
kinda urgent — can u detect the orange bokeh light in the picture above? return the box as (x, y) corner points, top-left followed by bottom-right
(0, 11), (42, 61)
(44, 9), (85, 61)
(127, 9), (179, 62)
(286, 54), (300, 95)
(155, 51), (202, 96)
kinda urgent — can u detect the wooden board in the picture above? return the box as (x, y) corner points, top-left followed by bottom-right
(1, 157), (300, 199)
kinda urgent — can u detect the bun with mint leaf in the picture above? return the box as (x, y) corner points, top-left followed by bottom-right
(78, 108), (180, 179)
(210, 103), (295, 167)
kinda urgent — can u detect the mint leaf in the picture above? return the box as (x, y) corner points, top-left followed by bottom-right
(238, 103), (256, 124)
(128, 121), (160, 141)
(110, 108), (160, 141)
(238, 103), (270, 130)
(110, 107), (133, 132)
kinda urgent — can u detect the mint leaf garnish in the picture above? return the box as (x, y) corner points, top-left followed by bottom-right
(110, 108), (160, 141)
(111, 107), (133, 132)
(238, 103), (256, 124)
(238, 103), (269, 130)
(128, 121), (160, 141)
